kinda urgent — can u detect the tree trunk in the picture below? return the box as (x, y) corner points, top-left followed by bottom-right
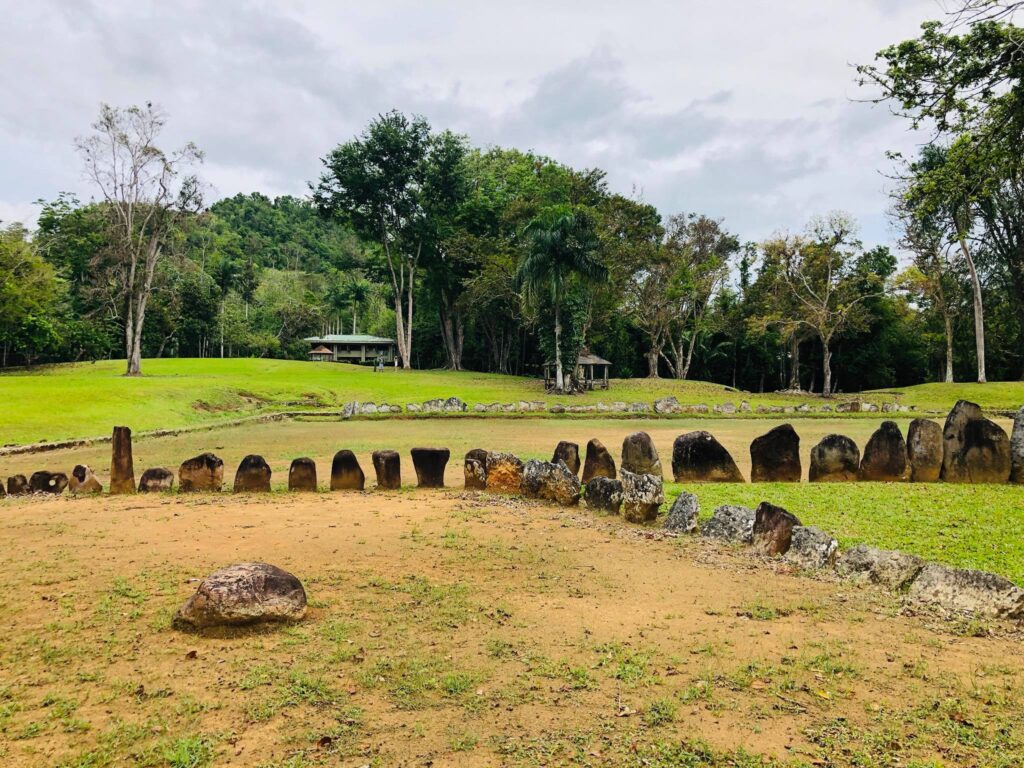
(821, 338), (833, 397)
(645, 348), (660, 378)
(787, 335), (801, 390)
(958, 237), (986, 383)
(679, 332), (698, 380)
(438, 288), (464, 371)
(943, 310), (954, 383)
(554, 305), (564, 392)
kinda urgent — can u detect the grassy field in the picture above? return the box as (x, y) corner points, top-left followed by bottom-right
(1, 358), (1022, 447)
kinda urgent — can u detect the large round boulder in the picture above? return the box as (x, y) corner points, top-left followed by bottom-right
(29, 471), (68, 495)
(859, 421), (907, 482)
(233, 455), (272, 493)
(907, 418), (943, 483)
(138, 467), (175, 493)
(581, 438), (616, 482)
(751, 501), (801, 556)
(671, 431), (743, 483)
(411, 447), (450, 488)
(750, 424), (801, 482)
(522, 459), (580, 506)
(179, 453), (224, 492)
(1012, 407), (1024, 484)
(464, 448), (488, 490)
(551, 442), (581, 477)
(584, 477), (623, 514)
(808, 434), (860, 482)
(941, 400), (1011, 483)
(288, 458), (318, 492)
(174, 562), (307, 628)
(330, 450), (365, 491)
(372, 450), (402, 490)
(485, 452), (524, 493)
(69, 465), (103, 495)
(619, 469), (664, 523)
(621, 432), (662, 477)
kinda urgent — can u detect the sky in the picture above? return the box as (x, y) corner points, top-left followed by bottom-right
(0, 0), (953, 246)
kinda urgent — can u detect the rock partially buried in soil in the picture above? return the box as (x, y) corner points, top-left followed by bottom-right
(663, 492), (699, 534)
(69, 464), (102, 495)
(485, 452), (524, 494)
(288, 458), (317, 492)
(463, 448), (488, 490)
(619, 469), (664, 523)
(859, 421), (907, 482)
(138, 467), (175, 493)
(1010, 406), (1024, 484)
(671, 431), (744, 483)
(907, 418), (943, 483)
(522, 459), (581, 506)
(784, 526), (838, 569)
(581, 438), (616, 482)
(702, 504), (756, 544)
(751, 502), (801, 556)
(411, 447), (450, 488)
(835, 545), (924, 590)
(29, 471), (68, 495)
(907, 564), (1024, 620)
(330, 450), (365, 491)
(584, 477), (622, 514)
(179, 453), (224, 492)
(808, 434), (860, 482)
(6, 474), (29, 496)
(750, 424), (801, 482)
(174, 562), (307, 629)
(109, 426), (136, 494)
(652, 396), (683, 414)
(942, 400), (1012, 483)
(233, 455), (272, 493)
(621, 432), (662, 477)
(551, 441), (581, 477)
(372, 450), (401, 490)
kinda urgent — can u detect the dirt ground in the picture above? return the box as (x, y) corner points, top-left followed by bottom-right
(2, 485), (1023, 767)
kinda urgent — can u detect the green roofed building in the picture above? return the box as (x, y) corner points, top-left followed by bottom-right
(305, 334), (397, 365)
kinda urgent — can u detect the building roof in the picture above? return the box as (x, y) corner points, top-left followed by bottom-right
(305, 334), (396, 345)
(578, 353), (612, 366)
(309, 345), (333, 355)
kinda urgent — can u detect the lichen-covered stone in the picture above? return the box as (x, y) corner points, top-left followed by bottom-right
(784, 526), (838, 569)
(835, 545), (924, 590)
(1010, 406), (1024, 484)
(174, 562), (307, 628)
(619, 469), (664, 523)
(522, 459), (581, 506)
(621, 432), (662, 477)
(485, 452), (524, 493)
(701, 504), (756, 544)
(907, 418), (943, 483)
(907, 563), (1024, 619)
(652, 396), (683, 414)
(464, 448), (488, 490)
(664, 492), (699, 533)
(584, 477), (623, 514)
(551, 442), (581, 476)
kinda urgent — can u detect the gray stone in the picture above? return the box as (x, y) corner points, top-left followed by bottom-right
(522, 459), (581, 506)
(485, 452), (524, 493)
(784, 526), (838, 569)
(907, 418), (943, 482)
(701, 504), (756, 544)
(859, 421), (907, 481)
(808, 434), (860, 482)
(835, 545), (924, 590)
(342, 401), (358, 419)
(664, 492), (699, 534)
(1012, 407), (1024, 484)
(621, 431), (662, 477)
(619, 469), (664, 523)
(174, 562), (307, 628)
(716, 401), (737, 414)
(751, 502), (801, 556)
(405, 403), (421, 413)
(907, 563), (1024, 619)
(653, 396), (683, 414)
(584, 477), (623, 514)
(628, 402), (650, 413)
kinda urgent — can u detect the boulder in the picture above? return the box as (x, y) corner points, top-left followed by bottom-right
(551, 441), (581, 476)
(287, 458), (317, 492)
(138, 467), (175, 493)
(29, 471), (68, 494)
(621, 432), (662, 477)
(671, 431), (744, 483)
(411, 447), (450, 488)
(836, 545), (924, 590)
(109, 426), (136, 495)
(69, 465), (102, 495)
(653, 396), (683, 414)
(233, 455), (272, 493)
(906, 564), (1024, 619)
(663, 492), (699, 534)
(751, 501), (801, 556)
(750, 424), (801, 482)
(522, 459), (581, 506)
(701, 504), (756, 544)
(179, 453), (224, 492)
(859, 421), (907, 481)
(1012, 406), (1024, 484)
(942, 400), (1012, 483)
(372, 450), (401, 490)
(907, 418), (943, 483)
(421, 397), (467, 413)
(174, 562), (307, 628)
(485, 452), (524, 493)
(464, 448), (488, 490)
(6, 475), (28, 496)
(330, 450), (365, 491)
(619, 469), (664, 523)
(581, 438), (616, 482)
(784, 526), (838, 569)
(808, 434), (860, 482)
(584, 477), (623, 514)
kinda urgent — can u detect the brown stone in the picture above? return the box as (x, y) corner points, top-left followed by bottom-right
(621, 432), (662, 477)
(6, 475), (28, 496)
(671, 431), (744, 483)
(179, 453), (224, 492)
(485, 452), (524, 493)
(372, 450), (401, 490)
(174, 562), (307, 628)
(138, 467), (175, 492)
(942, 400), (1011, 483)
(330, 450), (365, 491)
(411, 447), (450, 488)
(750, 424), (801, 482)
(581, 438), (616, 482)
(751, 501), (801, 556)
(288, 458), (317, 491)
(907, 418), (943, 482)
(1012, 407), (1024, 484)
(808, 434), (860, 482)
(109, 426), (135, 494)
(464, 448), (488, 490)
(29, 471), (68, 495)
(551, 441), (581, 476)
(69, 464), (102, 494)
(233, 455), (272, 493)
(522, 459), (581, 506)
(859, 421), (907, 481)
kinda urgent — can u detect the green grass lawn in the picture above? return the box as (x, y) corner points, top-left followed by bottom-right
(666, 482), (1024, 585)
(1, 358), (1022, 446)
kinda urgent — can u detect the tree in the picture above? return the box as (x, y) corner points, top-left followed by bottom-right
(515, 207), (606, 392)
(0, 224), (61, 367)
(75, 103), (202, 375)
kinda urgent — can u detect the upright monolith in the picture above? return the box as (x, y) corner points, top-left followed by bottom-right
(372, 450), (401, 490)
(110, 426), (135, 494)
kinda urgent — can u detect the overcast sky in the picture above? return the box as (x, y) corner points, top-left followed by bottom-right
(1, 0), (951, 246)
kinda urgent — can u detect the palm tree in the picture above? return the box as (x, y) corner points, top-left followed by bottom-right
(515, 208), (606, 392)
(347, 277), (372, 334)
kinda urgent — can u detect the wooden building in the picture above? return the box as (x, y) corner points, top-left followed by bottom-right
(543, 351), (612, 390)
(305, 334), (397, 364)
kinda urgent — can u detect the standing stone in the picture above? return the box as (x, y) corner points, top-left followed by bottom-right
(906, 418), (943, 482)
(29, 471), (69, 494)
(584, 477), (623, 514)
(1012, 407), (1024, 484)
(463, 448), (488, 489)
(69, 465), (102, 495)
(784, 526), (838, 569)
(485, 452), (524, 493)
(671, 431), (744, 483)
(551, 442), (581, 476)
(411, 447), (450, 488)
(6, 475), (28, 496)
(138, 467), (175, 493)
(233, 455), (272, 493)
(109, 426), (135, 495)
(330, 450), (365, 491)
(179, 453), (224, 492)
(941, 400), (1011, 483)
(582, 439), (616, 482)
(809, 434), (860, 482)
(522, 459), (581, 506)
(288, 458), (317, 492)
(702, 504), (756, 544)
(174, 562), (307, 628)
(0, 483), (4, 499)
(621, 432), (662, 477)
(619, 469), (664, 523)
(859, 421), (908, 481)
(751, 502), (801, 556)
(750, 424), (801, 482)
(664, 492), (699, 533)
(372, 450), (401, 490)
